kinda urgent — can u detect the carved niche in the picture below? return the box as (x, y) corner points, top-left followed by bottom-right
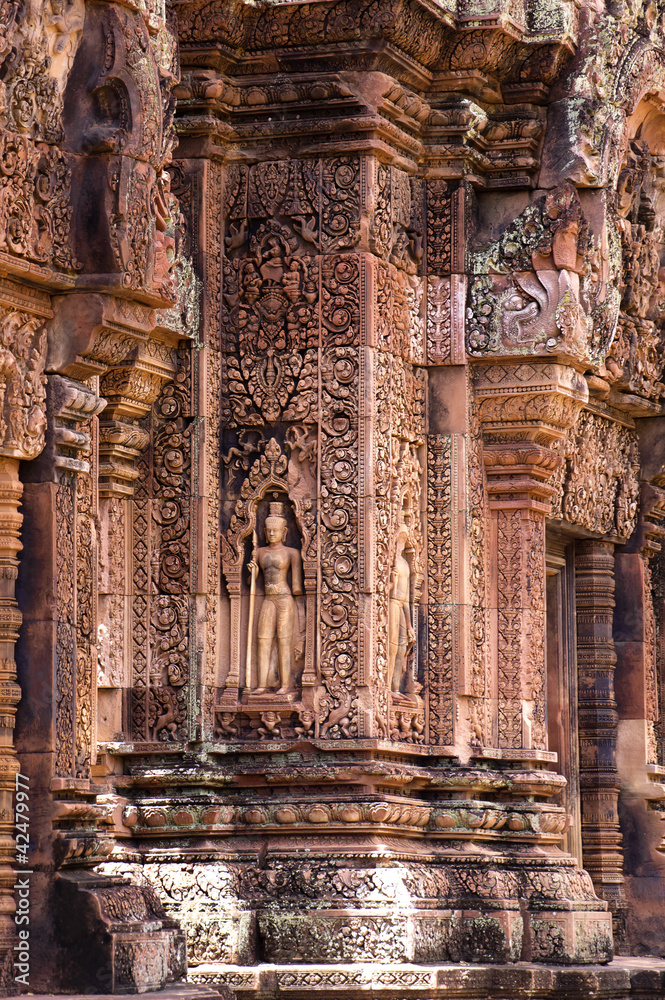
(218, 438), (316, 740)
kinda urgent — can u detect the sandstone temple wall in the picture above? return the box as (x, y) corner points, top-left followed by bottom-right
(2, 0), (665, 996)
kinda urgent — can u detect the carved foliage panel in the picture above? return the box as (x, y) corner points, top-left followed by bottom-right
(204, 160), (222, 725)
(75, 398), (97, 776)
(55, 471), (76, 775)
(552, 410), (639, 541)
(427, 276), (451, 365)
(221, 156), (367, 429)
(0, 305), (48, 460)
(147, 345), (193, 743)
(652, 549), (665, 767)
(496, 509), (546, 751)
(0, 0), (82, 276)
(131, 452), (151, 741)
(427, 435), (453, 745)
(644, 558), (659, 765)
(369, 164), (423, 276)
(467, 386), (491, 745)
(375, 258), (424, 364)
(0, 134), (79, 272)
(426, 180), (453, 275)
(496, 509), (522, 748)
(318, 347), (359, 738)
(128, 346), (194, 743)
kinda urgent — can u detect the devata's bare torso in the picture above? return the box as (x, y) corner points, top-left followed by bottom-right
(257, 544), (296, 594)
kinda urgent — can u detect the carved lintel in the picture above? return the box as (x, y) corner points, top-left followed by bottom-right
(46, 293), (158, 379)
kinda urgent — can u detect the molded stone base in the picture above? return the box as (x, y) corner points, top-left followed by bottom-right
(188, 958), (665, 999)
(102, 851), (612, 968)
(258, 908), (525, 965)
(528, 910), (613, 964)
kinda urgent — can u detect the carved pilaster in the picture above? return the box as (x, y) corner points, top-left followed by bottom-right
(0, 459), (27, 983)
(575, 539), (625, 923)
(473, 361), (587, 750)
(0, 278), (50, 981)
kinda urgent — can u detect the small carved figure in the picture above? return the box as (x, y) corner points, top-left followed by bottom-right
(248, 502), (303, 694)
(258, 710), (282, 738)
(388, 533), (415, 693)
(215, 712), (238, 738)
(45, 0), (85, 77)
(295, 710), (315, 737)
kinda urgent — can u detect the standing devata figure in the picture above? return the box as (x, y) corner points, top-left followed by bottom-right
(389, 532), (415, 693)
(247, 502), (303, 694)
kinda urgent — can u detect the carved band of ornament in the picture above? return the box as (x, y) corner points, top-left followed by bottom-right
(475, 389), (585, 436)
(126, 797), (570, 841)
(101, 365), (172, 411)
(0, 279), (51, 320)
(482, 441), (562, 508)
(472, 360), (589, 396)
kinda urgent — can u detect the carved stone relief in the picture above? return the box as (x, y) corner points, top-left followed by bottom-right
(218, 437), (316, 740)
(551, 410), (640, 541)
(467, 185), (618, 365)
(8, 0), (665, 985)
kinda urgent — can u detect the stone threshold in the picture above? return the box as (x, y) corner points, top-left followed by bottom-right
(187, 958), (665, 998)
(15, 985), (218, 999)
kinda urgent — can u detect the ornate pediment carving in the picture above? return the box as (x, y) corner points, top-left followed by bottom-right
(467, 185), (619, 367)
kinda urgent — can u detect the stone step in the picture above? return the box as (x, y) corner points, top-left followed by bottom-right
(186, 958), (665, 999)
(15, 984), (219, 999)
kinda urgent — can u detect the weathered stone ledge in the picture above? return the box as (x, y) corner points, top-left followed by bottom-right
(18, 986), (218, 1000)
(187, 958), (665, 999)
